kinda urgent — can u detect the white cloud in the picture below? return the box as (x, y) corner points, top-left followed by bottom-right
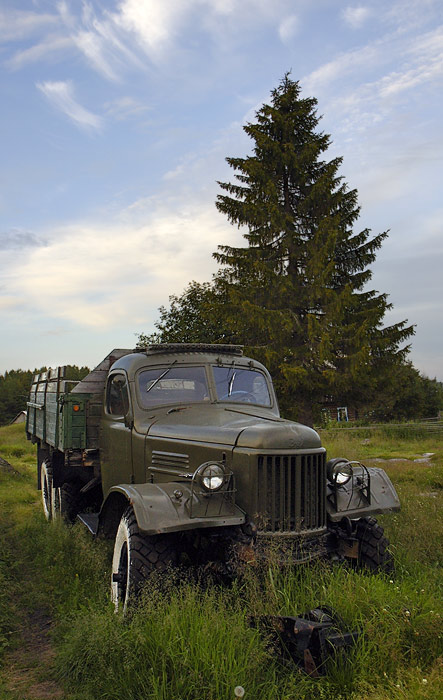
(378, 26), (443, 97)
(112, 0), (192, 59)
(6, 35), (73, 70)
(73, 29), (118, 81)
(383, 0), (441, 35)
(0, 296), (23, 311)
(342, 6), (371, 29)
(7, 202), (238, 329)
(303, 43), (380, 92)
(36, 80), (103, 130)
(112, 0), (296, 61)
(55, 0), (142, 81)
(5, 0), (298, 78)
(0, 9), (58, 42)
(279, 15), (298, 43)
(104, 96), (149, 120)
(303, 23), (443, 143)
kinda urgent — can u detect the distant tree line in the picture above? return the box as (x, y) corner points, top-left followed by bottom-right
(0, 366), (89, 427)
(138, 75), (443, 424)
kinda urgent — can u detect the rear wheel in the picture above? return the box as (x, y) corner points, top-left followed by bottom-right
(52, 482), (79, 523)
(111, 506), (178, 613)
(41, 461), (53, 521)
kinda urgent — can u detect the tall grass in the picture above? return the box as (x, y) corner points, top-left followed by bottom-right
(0, 424), (442, 700)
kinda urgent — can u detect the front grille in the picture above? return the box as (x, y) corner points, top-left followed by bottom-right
(256, 453), (326, 533)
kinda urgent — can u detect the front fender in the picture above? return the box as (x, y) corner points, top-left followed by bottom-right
(105, 482), (246, 535)
(327, 467), (400, 522)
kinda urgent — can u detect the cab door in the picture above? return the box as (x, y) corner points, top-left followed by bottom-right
(99, 371), (133, 498)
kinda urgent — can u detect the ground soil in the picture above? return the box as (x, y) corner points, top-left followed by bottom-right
(1, 448), (65, 699)
(3, 609), (64, 700)
(0, 456), (20, 476)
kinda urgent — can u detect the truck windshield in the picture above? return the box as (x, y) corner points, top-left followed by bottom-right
(138, 366), (209, 408)
(213, 366), (271, 406)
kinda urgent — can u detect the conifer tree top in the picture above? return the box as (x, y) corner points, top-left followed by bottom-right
(213, 73), (414, 418)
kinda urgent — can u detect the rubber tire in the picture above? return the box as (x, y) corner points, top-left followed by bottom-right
(41, 461), (53, 521)
(51, 485), (60, 520)
(111, 506), (178, 613)
(52, 482), (79, 523)
(355, 516), (394, 574)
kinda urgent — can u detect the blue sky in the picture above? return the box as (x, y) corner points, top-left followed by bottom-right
(1, 0), (442, 380)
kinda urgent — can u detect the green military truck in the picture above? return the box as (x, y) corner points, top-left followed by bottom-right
(27, 344), (400, 611)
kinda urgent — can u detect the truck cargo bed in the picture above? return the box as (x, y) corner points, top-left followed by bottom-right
(26, 349), (132, 451)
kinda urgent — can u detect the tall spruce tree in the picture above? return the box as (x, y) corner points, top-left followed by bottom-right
(214, 74), (414, 423)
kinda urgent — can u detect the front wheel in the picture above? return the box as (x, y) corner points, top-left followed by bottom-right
(111, 506), (178, 613)
(354, 516), (394, 574)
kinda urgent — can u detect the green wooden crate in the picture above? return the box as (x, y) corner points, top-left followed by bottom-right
(59, 394), (90, 451)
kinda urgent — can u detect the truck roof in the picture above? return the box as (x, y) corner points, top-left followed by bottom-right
(71, 344), (254, 397)
(111, 345), (267, 381)
(144, 343), (244, 356)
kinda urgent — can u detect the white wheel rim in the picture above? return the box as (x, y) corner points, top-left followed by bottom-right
(41, 462), (52, 520)
(52, 486), (61, 519)
(111, 517), (130, 614)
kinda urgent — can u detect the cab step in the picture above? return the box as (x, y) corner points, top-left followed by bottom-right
(77, 512), (99, 535)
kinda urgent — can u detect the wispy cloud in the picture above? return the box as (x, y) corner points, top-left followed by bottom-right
(112, 0), (187, 58)
(104, 96), (150, 120)
(54, 0), (142, 81)
(4, 1), (297, 78)
(6, 35), (73, 70)
(378, 25), (443, 97)
(71, 5), (142, 81)
(303, 22), (443, 137)
(279, 15), (299, 43)
(0, 9), (58, 42)
(383, 0), (441, 35)
(74, 30), (119, 81)
(36, 80), (103, 130)
(342, 6), (372, 29)
(90, 0), (298, 66)
(304, 42), (381, 92)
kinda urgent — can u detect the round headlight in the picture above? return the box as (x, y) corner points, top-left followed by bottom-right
(327, 458), (353, 485)
(201, 463), (225, 491)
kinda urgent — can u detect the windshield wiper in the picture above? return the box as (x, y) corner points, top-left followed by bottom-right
(146, 361), (177, 393)
(227, 371), (236, 397)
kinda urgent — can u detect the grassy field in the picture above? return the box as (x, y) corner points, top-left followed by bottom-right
(0, 422), (441, 700)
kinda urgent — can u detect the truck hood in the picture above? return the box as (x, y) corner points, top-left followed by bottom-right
(144, 405), (321, 450)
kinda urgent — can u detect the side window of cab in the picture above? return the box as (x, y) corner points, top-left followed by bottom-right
(106, 373), (129, 417)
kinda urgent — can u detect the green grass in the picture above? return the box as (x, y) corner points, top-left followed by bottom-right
(320, 424), (443, 461)
(0, 423), (442, 699)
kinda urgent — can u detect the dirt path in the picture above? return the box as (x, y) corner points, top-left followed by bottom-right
(2, 609), (65, 700)
(0, 452), (65, 699)
(0, 456), (21, 476)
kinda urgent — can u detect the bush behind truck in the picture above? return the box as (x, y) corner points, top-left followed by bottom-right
(27, 344), (400, 612)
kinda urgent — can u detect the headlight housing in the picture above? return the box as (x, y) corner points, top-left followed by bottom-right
(199, 462), (226, 492)
(327, 458), (353, 485)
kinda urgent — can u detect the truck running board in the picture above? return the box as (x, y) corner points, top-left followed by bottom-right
(77, 512), (99, 535)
